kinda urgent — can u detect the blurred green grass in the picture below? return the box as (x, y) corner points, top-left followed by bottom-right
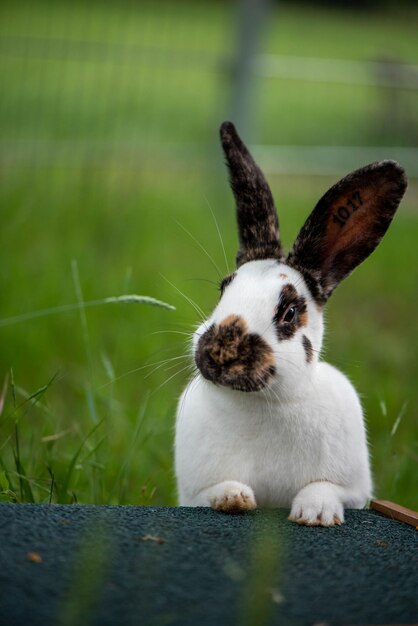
(0, 1), (417, 508)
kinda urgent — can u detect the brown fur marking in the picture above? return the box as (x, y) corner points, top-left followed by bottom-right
(299, 311), (308, 327)
(211, 491), (257, 513)
(195, 315), (276, 392)
(219, 314), (247, 330)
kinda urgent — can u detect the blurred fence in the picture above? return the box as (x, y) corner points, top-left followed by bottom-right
(1, 0), (417, 177)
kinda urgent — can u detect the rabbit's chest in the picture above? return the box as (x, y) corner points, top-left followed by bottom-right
(221, 406), (325, 506)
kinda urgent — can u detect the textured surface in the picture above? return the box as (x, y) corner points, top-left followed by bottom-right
(0, 505), (417, 626)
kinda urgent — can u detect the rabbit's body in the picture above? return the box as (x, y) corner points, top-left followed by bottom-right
(175, 260), (371, 523)
(176, 363), (370, 511)
(174, 122), (406, 526)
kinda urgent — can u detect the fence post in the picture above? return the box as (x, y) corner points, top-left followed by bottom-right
(229, 0), (272, 140)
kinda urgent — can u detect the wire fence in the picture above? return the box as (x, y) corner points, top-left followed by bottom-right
(1, 1), (417, 177)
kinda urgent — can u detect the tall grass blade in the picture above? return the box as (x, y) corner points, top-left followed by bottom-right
(10, 369), (16, 409)
(0, 456), (15, 497)
(391, 401), (408, 437)
(72, 259), (98, 424)
(0, 294), (175, 328)
(101, 352), (115, 381)
(0, 373), (9, 416)
(5, 373), (59, 423)
(112, 394), (149, 503)
(13, 423), (35, 503)
(47, 465), (55, 505)
(61, 419), (104, 502)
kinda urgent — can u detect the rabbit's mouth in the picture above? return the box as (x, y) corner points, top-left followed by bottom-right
(195, 316), (276, 392)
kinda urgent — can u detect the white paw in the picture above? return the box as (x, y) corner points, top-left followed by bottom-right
(209, 481), (257, 514)
(289, 482), (345, 527)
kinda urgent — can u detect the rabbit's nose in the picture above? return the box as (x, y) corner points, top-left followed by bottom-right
(207, 342), (239, 367)
(195, 316), (276, 391)
(208, 316), (246, 365)
(195, 316), (247, 375)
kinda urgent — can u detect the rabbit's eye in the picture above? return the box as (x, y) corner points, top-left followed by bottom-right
(283, 306), (296, 323)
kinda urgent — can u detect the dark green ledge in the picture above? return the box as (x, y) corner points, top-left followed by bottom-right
(0, 505), (417, 626)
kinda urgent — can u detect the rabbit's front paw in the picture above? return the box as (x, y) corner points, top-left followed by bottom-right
(209, 480), (257, 513)
(289, 482), (344, 527)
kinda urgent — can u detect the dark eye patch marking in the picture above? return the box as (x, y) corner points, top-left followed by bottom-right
(302, 335), (313, 363)
(219, 272), (236, 294)
(274, 283), (308, 341)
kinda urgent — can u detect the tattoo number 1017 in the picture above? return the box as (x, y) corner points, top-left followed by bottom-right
(332, 191), (363, 227)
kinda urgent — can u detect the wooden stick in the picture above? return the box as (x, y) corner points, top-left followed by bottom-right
(371, 499), (418, 528)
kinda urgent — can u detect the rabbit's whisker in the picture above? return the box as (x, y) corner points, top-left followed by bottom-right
(172, 218), (223, 280)
(185, 278), (220, 289)
(160, 275), (207, 327)
(204, 195), (230, 275)
(264, 382), (284, 409)
(263, 385), (275, 425)
(178, 372), (201, 416)
(143, 355), (189, 380)
(150, 330), (194, 337)
(150, 364), (195, 398)
(97, 354), (187, 389)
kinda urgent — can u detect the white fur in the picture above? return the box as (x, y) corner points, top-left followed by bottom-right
(175, 259), (372, 526)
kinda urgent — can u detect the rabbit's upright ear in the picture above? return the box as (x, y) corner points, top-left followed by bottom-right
(220, 121), (283, 267)
(287, 161), (407, 303)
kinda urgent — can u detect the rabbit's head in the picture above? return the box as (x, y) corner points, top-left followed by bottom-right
(194, 122), (407, 393)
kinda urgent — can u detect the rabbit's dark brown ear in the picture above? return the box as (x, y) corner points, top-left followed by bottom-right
(220, 121), (283, 267)
(287, 161), (407, 304)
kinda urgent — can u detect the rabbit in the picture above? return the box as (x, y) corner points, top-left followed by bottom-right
(174, 121), (407, 526)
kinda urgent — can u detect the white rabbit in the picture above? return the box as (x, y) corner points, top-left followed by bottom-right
(175, 121), (407, 526)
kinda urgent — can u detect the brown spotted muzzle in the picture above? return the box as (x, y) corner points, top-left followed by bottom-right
(194, 315), (276, 392)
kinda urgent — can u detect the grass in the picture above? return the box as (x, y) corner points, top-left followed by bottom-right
(0, 0), (417, 509)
